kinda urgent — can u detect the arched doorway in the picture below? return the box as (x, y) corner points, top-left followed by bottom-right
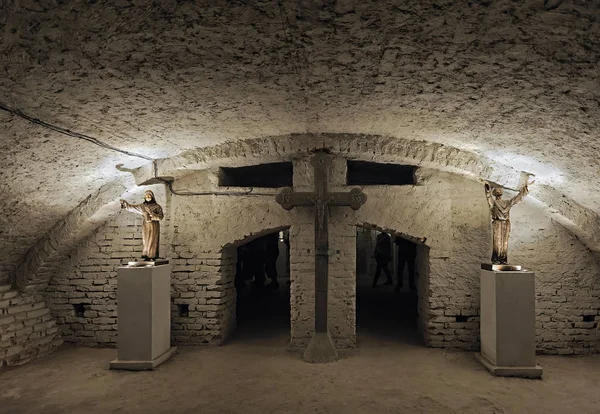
(221, 227), (291, 347)
(355, 224), (430, 347)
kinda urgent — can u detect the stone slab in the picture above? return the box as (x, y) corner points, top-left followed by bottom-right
(478, 269), (541, 377)
(110, 346), (177, 371)
(475, 352), (543, 379)
(112, 264), (174, 369)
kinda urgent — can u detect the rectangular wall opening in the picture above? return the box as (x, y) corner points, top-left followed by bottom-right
(347, 160), (417, 185)
(218, 162), (293, 188)
(72, 303), (86, 318)
(178, 304), (189, 317)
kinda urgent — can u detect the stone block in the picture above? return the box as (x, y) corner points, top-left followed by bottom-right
(476, 270), (542, 379)
(110, 265), (176, 370)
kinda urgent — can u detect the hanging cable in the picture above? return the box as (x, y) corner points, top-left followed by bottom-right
(0, 103), (153, 161)
(1, 103), (276, 197)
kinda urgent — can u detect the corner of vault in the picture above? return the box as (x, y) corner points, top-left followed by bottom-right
(13, 176), (156, 293)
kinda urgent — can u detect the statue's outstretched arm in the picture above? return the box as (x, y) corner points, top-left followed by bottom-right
(509, 184), (529, 207)
(483, 181), (494, 209)
(120, 200), (146, 216)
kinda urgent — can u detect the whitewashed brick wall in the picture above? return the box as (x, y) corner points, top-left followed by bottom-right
(42, 157), (600, 355)
(0, 285), (62, 368)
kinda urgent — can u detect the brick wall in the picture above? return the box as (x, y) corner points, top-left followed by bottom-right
(43, 157), (600, 355)
(512, 205), (600, 355)
(44, 185), (170, 346)
(0, 284), (62, 368)
(0, 268), (10, 285)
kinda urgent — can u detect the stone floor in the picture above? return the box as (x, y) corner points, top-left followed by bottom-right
(1, 279), (599, 413)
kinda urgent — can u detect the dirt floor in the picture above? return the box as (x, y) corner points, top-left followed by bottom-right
(1, 279), (600, 414)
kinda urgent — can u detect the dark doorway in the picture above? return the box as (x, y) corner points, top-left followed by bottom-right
(355, 226), (420, 347)
(233, 230), (291, 346)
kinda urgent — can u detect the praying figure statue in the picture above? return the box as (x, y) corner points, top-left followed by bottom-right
(484, 179), (534, 264)
(120, 190), (164, 260)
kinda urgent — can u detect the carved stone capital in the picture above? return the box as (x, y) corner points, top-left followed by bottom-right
(348, 188), (367, 210)
(276, 187), (295, 210)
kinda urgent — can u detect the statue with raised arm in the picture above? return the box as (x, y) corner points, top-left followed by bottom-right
(120, 190), (164, 260)
(484, 179), (534, 265)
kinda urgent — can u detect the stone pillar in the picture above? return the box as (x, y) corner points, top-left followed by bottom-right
(289, 157), (316, 350)
(475, 269), (542, 379)
(110, 264), (177, 370)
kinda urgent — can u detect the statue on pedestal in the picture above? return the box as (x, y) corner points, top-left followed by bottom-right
(120, 190), (164, 261)
(483, 179), (534, 267)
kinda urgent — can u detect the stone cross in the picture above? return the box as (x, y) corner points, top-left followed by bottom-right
(276, 151), (367, 362)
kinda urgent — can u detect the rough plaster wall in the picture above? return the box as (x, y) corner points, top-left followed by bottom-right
(424, 173), (491, 349)
(40, 158), (600, 355)
(1, 1), (600, 290)
(166, 155), (361, 349)
(355, 173), (469, 348)
(15, 177), (136, 293)
(511, 205), (600, 354)
(43, 185), (170, 345)
(170, 187), (292, 346)
(156, 133), (600, 257)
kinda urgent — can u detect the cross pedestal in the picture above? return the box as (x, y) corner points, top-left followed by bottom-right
(276, 151), (367, 363)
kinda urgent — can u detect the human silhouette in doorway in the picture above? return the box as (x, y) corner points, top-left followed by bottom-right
(264, 232), (280, 289)
(372, 232), (393, 287)
(395, 236), (416, 292)
(244, 238), (267, 293)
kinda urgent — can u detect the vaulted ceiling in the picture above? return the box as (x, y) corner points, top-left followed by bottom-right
(1, 0), (599, 283)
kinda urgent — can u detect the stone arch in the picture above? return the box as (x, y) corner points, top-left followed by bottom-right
(148, 133), (599, 254)
(166, 143), (492, 351)
(221, 226), (291, 251)
(219, 225), (292, 343)
(168, 190), (298, 346)
(21, 132), (600, 294)
(14, 177), (135, 293)
(355, 222), (431, 345)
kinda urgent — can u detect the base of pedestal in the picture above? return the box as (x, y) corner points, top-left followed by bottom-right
(303, 332), (338, 363)
(474, 353), (542, 379)
(110, 346), (177, 371)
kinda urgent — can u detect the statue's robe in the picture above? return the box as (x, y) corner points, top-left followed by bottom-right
(123, 201), (164, 259)
(485, 186), (528, 264)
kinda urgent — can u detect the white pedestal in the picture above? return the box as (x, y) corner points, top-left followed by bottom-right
(110, 264), (176, 370)
(475, 269), (542, 379)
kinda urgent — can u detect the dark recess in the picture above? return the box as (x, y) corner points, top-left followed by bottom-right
(583, 315), (595, 322)
(219, 162), (293, 188)
(72, 303), (86, 317)
(347, 160), (416, 185)
(178, 304), (189, 317)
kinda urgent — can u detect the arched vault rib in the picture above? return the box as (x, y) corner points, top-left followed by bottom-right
(15, 177), (135, 292)
(147, 133), (600, 254)
(19, 133), (599, 293)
